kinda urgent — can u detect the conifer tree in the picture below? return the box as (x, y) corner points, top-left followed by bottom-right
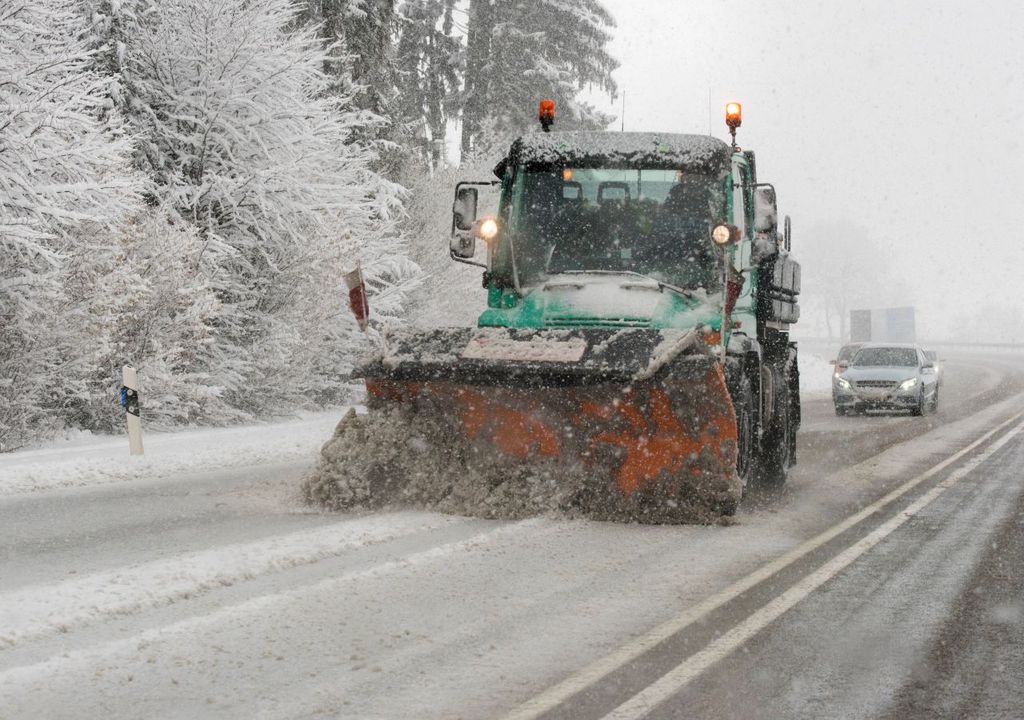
(395, 0), (461, 170)
(460, 0), (618, 155)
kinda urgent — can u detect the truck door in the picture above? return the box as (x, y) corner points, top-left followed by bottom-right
(730, 161), (755, 318)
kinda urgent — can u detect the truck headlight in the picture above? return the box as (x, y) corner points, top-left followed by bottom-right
(899, 377), (919, 391)
(835, 377), (851, 390)
(711, 223), (741, 246)
(474, 216), (499, 241)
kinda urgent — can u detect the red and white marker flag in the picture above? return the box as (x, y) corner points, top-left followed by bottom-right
(344, 265), (370, 332)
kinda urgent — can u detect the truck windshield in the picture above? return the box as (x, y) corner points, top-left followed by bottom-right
(502, 166), (726, 290)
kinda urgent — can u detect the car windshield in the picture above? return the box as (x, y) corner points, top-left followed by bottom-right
(502, 166), (726, 290)
(837, 345), (861, 362)
(851, 347), (918, 367)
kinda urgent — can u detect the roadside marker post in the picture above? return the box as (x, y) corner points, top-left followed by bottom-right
(120, 365), (144, 456)
(343, 264), (370, 332)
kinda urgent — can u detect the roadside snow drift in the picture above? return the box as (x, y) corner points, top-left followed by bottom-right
(0, 413), (339, 496)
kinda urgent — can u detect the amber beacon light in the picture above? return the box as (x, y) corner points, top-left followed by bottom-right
(539, 99), (556, 132)
(725, 102), (742, 147)
(725, 102), (742, 127)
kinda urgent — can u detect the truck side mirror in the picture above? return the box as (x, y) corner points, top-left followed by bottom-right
(450, 229), (476, 259)
(450, 181), (499, 268)
(453, 187), (478, 232)
(450, 186), (479, 260)
(753, 186), (777, 234)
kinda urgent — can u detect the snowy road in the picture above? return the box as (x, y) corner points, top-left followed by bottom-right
(2, 353), (1024, 719)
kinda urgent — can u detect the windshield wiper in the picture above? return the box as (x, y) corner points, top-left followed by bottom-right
(552, 270), (695, 299)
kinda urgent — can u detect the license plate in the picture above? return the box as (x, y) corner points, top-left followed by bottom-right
(461, 334), (587, 362)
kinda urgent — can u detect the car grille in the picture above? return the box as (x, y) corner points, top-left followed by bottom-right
(855, 380), (899, 389)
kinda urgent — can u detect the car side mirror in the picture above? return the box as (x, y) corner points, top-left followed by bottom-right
(783, 215), (792, 250)
(753, 186), (778, 234)
(922, 363), (935, 370)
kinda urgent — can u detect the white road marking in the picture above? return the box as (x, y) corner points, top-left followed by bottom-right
(504, 409), (1024, 720)
(602, 415), (1024, 719)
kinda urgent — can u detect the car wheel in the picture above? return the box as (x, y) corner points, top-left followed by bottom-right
(835, 405), (848, 417)
(910, 390), (924, 417)
(931, 386), (940, 412)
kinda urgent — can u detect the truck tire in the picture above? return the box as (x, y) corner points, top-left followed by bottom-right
(758, 409), (790, 487)
(734, 374), (757, 490)
(755, 368), (791, 488)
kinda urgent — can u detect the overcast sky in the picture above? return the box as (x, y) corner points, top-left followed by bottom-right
(583, 0), (1024, 339)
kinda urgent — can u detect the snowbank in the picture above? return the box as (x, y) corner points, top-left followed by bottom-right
(0, 411), (346, 496)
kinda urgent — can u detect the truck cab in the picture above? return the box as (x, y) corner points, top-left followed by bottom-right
(452, 131), (797, 343)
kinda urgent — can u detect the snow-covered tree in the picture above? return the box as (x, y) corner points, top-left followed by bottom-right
(396, 0), (462, 170)
(61, 210), (227, 432)
(294, 0), (407, 176)
(460, 0), (619, 155)
(294, 0), (399, 113)
(0, 0), (140, 450)
(119, 0), (418, 416)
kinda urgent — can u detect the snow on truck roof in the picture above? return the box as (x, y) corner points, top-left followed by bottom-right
(507, 131), (733, 173)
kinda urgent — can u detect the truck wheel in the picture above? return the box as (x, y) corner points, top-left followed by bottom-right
(755, 380), (790, 488)
(734, 375), (757, 490)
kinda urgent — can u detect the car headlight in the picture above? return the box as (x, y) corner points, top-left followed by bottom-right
(899, 377), (919, 391)
(835, 377), (852, 390)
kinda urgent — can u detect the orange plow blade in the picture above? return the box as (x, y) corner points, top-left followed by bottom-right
(305, 327), (741, 523)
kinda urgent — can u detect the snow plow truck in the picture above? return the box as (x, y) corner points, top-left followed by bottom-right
(306, 102), (802, 523)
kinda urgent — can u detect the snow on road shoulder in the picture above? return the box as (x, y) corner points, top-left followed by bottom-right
(0, 511), (457, 649)
(799, 353), (835, 397)
(0, 518), (545, 693)
(0, 410), (352, 497)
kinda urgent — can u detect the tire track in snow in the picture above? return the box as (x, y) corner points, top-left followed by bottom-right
(0, 512), (462, 649)
(0, 518), (544, 688)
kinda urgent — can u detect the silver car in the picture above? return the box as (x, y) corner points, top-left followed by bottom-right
(833, 343), (939, 416)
